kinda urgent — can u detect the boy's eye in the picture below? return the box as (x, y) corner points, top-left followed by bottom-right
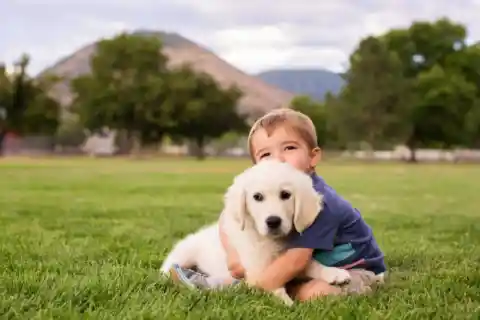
(285, 145), (297, 150)
(259, 152), (270, 159)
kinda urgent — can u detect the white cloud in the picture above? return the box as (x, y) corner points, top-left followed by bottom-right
(202, 0), (480, 73)
(208, 24), (348, 73)
(1, 14), (133, 75)
(212, 25), (292, 50)
(3, 0), (480, 75)
(80, 18), (131, 34)
(210, 25), (292, 71)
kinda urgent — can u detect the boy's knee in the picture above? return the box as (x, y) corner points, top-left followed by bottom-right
(288, 279), (342, 301)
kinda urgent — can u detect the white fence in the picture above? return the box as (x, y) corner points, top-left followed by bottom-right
(3, 132), (480, 162)
(342, 146), (480, 162)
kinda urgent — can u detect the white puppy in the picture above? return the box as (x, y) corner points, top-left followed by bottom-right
(161, 159), (351, 305)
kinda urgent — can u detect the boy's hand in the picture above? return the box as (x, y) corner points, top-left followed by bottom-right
(219, 218), (245, 278)
(254, 248), (313, 291)
(226, 250), (245, 279)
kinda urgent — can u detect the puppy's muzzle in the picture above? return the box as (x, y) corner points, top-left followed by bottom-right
(265, 215), (282, 230)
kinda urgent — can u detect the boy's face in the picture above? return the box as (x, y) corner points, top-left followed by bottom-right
(250, 125), (321, 173)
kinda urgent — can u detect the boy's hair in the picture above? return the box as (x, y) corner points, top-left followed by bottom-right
(247, 108), (318, 162)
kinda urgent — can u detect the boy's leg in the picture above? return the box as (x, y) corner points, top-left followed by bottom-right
(169, 264), (240, 290)
(286, 279), (342, 301)
(286, 269), (383, 301)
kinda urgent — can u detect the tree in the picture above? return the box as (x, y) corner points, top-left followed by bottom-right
(0, 63), (11, 153)
(464, 99), (480, 148)
(0, 54), (61, 155)
(70, 33), (173, 154)
(332, 18), (479, 161)
(290, 95), (327, 148)
(332, 36), (413, 150)
(445, 43), (480, 147)
(165, 65), (247, 159)
(382, 18), (467, 78)
(408, 65), (477, 153)
(379, 18), (475, 160)
(322, 92), (349, 149)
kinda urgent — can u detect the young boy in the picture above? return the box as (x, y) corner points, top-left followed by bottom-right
(169, 108), (386, 301)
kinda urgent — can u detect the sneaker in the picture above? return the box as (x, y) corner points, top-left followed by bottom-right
(169, 264), (210, 289)
(339, 269), (383, 295)
(169, 264), (240, 290)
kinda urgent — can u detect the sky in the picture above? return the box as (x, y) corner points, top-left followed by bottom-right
(2, 0), (480, 76)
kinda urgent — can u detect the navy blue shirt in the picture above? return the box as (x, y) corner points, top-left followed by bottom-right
(287, 173), (386, 275)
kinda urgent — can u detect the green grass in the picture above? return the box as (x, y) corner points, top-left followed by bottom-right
(1, 157), (480, 319)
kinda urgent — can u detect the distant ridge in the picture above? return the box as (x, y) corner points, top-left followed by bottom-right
(257, 68), (345, 101)
(40, 30), (295, 116)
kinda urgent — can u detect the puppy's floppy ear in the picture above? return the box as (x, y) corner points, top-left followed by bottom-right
(223, 176), (248, 231)
(293, 174), (323, 233)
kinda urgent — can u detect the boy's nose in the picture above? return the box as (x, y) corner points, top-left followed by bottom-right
(276, 153), (286, 162)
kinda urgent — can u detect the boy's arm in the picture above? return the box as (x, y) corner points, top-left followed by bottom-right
(254, 207), (339, 290)
(251, 248), (313, 290)
(219, 215), (245, 278)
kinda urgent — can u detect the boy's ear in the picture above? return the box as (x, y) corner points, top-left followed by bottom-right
(310, 147), (322, 167)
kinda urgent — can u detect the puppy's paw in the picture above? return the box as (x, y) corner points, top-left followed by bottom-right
(272, 288), (294, 307)
(321, 267), (351, 285)
(282, 296), (295, 307)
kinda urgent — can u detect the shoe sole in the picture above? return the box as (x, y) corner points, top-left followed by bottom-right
(169, 264), (197, 290)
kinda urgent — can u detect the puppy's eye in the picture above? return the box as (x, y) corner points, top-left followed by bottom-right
(253, 193), (264, 201)
(280, 190), (291, 200)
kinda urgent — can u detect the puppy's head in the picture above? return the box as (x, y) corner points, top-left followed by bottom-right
(223, 159), (323, 238)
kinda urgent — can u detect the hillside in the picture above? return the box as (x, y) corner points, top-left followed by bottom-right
(256, 69), (345, 101)
(39, 30), (295, 116)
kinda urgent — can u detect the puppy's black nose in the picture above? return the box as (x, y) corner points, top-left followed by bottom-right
(266, 216), (282, 229)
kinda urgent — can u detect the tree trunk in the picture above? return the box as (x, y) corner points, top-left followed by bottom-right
(130, 131), (143, 158)
(408, 148), (417, 163)
(406, 138), (418, 163)
(0, 130), (5, 157)
(193, 136), (206, 160)
(116, 129), (133, 155)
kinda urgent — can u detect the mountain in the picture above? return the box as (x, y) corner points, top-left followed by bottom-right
(39, 30), (295, 116)
(256, 69), (345, 101)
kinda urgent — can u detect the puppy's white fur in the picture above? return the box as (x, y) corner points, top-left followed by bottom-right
(161, 159), (351, 305)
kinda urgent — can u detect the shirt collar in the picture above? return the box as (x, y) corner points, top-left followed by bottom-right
(310, 172), (326, 193)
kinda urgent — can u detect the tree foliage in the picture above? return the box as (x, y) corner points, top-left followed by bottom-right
(333, 36), (413, 149)
(410, 65), (476, 149)
(70, 33), (247, 158)
(323, 17), (480, 161)
(0, 54), (61, 154)
(70, 33), (172, 153)
(290, 95), (327, 148)
(164, 65), (246, 159)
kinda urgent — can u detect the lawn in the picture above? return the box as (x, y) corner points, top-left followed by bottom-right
(1, 157), (479, 319)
